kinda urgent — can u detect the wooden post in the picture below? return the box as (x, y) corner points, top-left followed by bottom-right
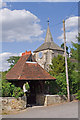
(63, 20), (70, 102)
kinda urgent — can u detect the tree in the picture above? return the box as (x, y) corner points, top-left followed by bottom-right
(70, 42), (78, 60)
(70, 33), (80, 91)
(49, 54), (79, 96)
(70, 33), (80, 60)
(7, 56), (20, 70)
(61, 43), (69, 55)
(49, 55), (65, 76)
(54, 73), (67, 95)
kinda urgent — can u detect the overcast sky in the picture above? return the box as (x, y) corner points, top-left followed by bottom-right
(0, 1), (79, 71)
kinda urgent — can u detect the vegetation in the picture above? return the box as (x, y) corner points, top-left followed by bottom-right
(7, 56), (20, 71)
(1, 56), (24, 98)
(61, 43), (69, 55)
(1, 71), (24, 98)
(48, 34), (80, 100)
(49, 55), (65, 76)
(76, 90), (80, 100)
(1, 56), (31, 98)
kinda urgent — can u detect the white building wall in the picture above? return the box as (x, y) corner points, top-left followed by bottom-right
(34, 49), (64, 71)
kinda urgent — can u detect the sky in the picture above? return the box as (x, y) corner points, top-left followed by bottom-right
(0, 1), (79, 71)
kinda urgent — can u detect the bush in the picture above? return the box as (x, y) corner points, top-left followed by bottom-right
(76, 90), (80, 100)
(1, 71), (24, 98)
(54, 73), (67, 96)
(12, 87), (24, 98)
(2, 79), (24, 98)
(2, 81), (12, 97)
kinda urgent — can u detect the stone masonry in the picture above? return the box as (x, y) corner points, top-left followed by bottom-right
(33, 24), (64, 71)
(1, 96), (27, 114)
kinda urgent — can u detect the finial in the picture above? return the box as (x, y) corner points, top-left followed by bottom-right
(47, 17), (49, 25)
(63, 19), (65, 23)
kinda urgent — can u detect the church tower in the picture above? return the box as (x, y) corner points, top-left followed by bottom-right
(33, 20), (64, 71)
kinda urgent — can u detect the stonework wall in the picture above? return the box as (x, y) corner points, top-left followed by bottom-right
(1, 94), (77, 114)
(1, 96), (27, 113)
(44, 95), (67, 106)
(34, 49), (64, 71)
(36, 94), (67, 106)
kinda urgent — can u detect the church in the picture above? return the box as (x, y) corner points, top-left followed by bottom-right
(33, 22), (64, 71)
(6, 21), (65, 106)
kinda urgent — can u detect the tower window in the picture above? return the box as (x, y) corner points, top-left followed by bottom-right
(39, 52), (43, 59)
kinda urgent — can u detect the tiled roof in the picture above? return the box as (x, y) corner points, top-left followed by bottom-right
(6, 52), (55, 81)
(34, 42), (64, 52)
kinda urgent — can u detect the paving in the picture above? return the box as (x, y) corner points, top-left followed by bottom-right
(2, 101), (78, 118)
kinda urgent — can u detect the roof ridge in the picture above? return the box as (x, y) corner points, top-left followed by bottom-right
(18, 54), (32, 79)
(6, 54), (31, 80)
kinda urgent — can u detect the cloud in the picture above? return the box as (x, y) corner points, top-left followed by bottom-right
(58, 16), (79, 44)
(0, 52), (20, 71)
(1, 8), (44, 42)
(0, 2), (7, 9)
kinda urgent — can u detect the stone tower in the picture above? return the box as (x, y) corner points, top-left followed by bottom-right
(33, 23), (64, 71)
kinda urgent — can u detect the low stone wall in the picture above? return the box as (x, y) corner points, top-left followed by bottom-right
(1, 96), (27, 113)
(36, 94), (67, 106)
(1, 94), (77, 114)
(36, 94), (45, 105)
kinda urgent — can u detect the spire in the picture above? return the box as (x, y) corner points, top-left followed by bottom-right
(45, 18), (53, 43)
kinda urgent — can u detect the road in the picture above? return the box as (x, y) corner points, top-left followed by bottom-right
(2, 101), (78, 118)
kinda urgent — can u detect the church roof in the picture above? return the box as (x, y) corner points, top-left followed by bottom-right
(45, 25), (53, 43)
(6, 51), (55, 81)
(34, 25), (64, 53)
(34, 42), (64, 52)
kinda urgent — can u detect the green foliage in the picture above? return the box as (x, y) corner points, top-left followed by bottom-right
(69, 70), (79, 94)
(12, 87), (24, 99)
(2, 80), (12, 97)
(7, 56), (20, 70)
(49, 55), (66, 95)
(1, 56), (24, 98)
(54, 73), (67, 96)
(70, 33), (80, 61)
(76, 90), (80, 100)
(49, 54), (79, 96)
(49, 55), (65, 76)
(70, 34), (80, 94)
(1, 71), (24, 98)
(61, 43), (69, 55)
(70, 42), (79, 60)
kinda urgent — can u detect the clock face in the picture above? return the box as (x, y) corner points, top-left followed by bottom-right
(39, 52), (43, 59)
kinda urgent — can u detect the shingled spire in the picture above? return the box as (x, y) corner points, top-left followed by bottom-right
(45, 18), (53, 43)
(34, 19), (64, 53)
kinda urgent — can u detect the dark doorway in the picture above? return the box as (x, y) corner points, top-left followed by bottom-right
(27, 81), (36, 105)
(27, 80), (45, 105)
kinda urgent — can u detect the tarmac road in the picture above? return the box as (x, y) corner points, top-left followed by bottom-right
(2, 101), (79, 118)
